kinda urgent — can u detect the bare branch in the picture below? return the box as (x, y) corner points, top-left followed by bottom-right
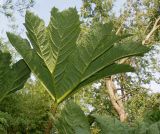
(142, 16), (160, 45)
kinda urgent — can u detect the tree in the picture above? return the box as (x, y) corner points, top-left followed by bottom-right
(0, 0), (35, 17)
(81, 0), (160, 122)
(0, 80), (53, 133)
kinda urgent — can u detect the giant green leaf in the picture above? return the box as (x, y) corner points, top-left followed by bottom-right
(55, 101), (90, 134)
(55, 102), (160, 134)
(25, 11), (55, 73)
(7, 7), (150, 103)
(6, 33), (56, 99)
(92, 114), (160, 134)
(0, 51), (30, 102)
(92, 114), (133, 134)
(134, 121), (160, 134)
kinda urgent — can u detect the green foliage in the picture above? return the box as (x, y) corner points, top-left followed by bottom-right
(56, 101), (160, 134)
(0, 112), (10, 134)
(93, 114), (160, 134)
(0, 81), (53, 134)
(80, 0), (160, 128)
(142, 94), (160, 123)
(92, 114), (133, 134)
(55, 101), (90, 134)
(0, 50), (30, 102)
(126, 89), (160, 123)
(0, 1), (158, 133)
(133, 121), (160, 134)
(7, 7), (150, 104)
(81, 0), (115, 22)
(73, 83), (118, 116)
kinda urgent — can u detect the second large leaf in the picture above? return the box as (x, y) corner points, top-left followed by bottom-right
(7, 7), (150, 103)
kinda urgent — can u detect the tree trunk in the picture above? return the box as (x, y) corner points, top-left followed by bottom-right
(104, 15), (160, 123)
(105, 77), (127, 122)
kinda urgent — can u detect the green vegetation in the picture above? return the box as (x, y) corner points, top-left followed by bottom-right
(0, 51), (30, 102)
(7, 8), (149, 104)
(0, 0), (159, 133)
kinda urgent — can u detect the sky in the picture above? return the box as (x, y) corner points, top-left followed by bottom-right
(31, 0), (83, 24)
(0, 0), (159, 93)
(0, 0), (125, 37)
(28, 0), (125, 25)
(31, 0), (125, 24)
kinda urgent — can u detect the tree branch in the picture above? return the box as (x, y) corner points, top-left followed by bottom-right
(142, 16), (160, 45)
